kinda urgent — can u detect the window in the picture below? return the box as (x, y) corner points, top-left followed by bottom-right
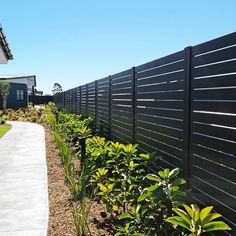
(16, 90), (25, 101)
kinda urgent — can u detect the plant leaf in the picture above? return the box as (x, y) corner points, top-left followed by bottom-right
(172, 178), (186, 186)
(168, 168), (180, 179)
(146, 174), (161, 182)
(183, 204), (194, 219)
(172, 208), (191, 225)
(147, 184), (159, 192)
(166, 216), (190, 230)
(200, 206), (213, 223)
(138, 193), (147, 202)
(97, 183), (107, 192)
(164, 168), (170, 178)
(203, 221), (232, 232)
(192, 204), (200, 221)
(203, 213), (222, 225)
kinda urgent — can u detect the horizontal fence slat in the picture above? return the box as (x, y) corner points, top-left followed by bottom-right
(192, 144), (236, 170)
(111, 113), (132, 123)
(192, 87), (236, 100)
(136, 70), (184, 86)
(136, 126), (184, 149)
(192, 112), (236, 128)
(136, 50), (184, 72)
(192, 74), (236, 89)
(111, 75), (132, 85)
(136, 100), (184, 109)
(136, 60), (184, 79)
(192, 32), (236, 55)
(136, 136), (183, 168)
(136, 120), (184, 139)
(193, 60), (236, 78)
(192, 154), (236, 187)
(192, 132), (236, 156)
(191, 166), (236, 202)
(136, 107), (184, 119)
(136, 80), (184, 92)
(193, 45), (236, 67)
(192, 122), (236, 142)
(192, 101), (236, 113)
(136, 113), (184, 129)
(136, 91), (184, 100)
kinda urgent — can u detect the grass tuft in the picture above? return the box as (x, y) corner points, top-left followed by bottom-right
(0, 124), (11, 138)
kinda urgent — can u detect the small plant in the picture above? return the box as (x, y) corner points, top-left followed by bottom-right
(166, 204), (231, 235)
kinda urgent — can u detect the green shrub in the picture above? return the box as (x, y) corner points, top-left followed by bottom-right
(45, 107), (231, 236)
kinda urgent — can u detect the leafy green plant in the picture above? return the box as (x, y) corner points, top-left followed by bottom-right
(96, 182), (118, 212)
(115, 222), (144, 236)
(166, 204), (231, 236)
(116, 168), (187, 235)
(89, 142), (152, 214)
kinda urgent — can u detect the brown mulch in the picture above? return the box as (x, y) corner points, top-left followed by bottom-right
(45, 125), (114, 236)
(45, 125), (77, 236)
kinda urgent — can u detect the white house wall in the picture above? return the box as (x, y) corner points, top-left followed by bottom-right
(0, 45), (8, 64)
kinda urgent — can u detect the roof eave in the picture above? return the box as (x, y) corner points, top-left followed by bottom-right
(0, 24), (13, 60)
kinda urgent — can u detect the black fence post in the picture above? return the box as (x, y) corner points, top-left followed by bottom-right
(183, 46), (192, 188)
(131, 67), (136, 144)
(95, 80), (98, 129)
(108, 75), (111, 139)
(79, 137), (86, 164)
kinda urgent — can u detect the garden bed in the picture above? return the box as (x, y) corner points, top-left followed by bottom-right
(1, 106), (231, 236)
(45, 124), (77, 236)
(45, 124), (113, 236)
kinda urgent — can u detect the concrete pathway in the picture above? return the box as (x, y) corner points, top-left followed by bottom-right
(0, 121), (48, 236)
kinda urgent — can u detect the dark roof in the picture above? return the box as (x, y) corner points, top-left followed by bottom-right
(0, 24), (13, 60)
(0, 75), (36, 87)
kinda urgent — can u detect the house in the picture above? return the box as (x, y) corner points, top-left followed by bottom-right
(0, 24), (38, 109)
(0, 24), (13, 63)
(0, 75), (36, 109)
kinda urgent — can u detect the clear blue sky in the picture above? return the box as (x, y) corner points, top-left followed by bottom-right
(1, 0), (236, 94)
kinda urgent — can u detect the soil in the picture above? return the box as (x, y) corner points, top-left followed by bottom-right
(45, 125), (77, 236)
(45, 125), (114, 236)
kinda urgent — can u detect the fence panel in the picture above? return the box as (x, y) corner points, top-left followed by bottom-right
(135, 51), (186, 170)
(190, 32), (236, 234)
(72, 88), (76, 113)
(64, 90), (70, 111)
(75, 86), (81, 113)
(110, 69), (133, 143)
(80, 85), (87, 115)
(53, 92), (64, 109)
(97, 77), (110, 134)
(69, 89), (73, 113)
(87, 81), (96, 116)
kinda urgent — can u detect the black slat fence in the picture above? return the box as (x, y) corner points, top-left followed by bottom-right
(54, 32), (236, 235)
